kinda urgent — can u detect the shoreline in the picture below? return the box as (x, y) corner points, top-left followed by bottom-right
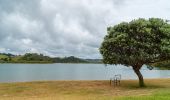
(1, 78), (170, 84)
(0, 62), (100, 64)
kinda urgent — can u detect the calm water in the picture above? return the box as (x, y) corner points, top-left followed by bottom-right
(0, 63), (170, 82)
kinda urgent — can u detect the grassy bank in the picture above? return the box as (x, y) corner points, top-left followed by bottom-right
(0, 79), (170, 100)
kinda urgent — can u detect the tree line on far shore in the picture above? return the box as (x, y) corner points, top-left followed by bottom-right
(0, 53), (102, 64)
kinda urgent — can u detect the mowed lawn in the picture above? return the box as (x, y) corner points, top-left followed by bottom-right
(0, 79), (170, 100)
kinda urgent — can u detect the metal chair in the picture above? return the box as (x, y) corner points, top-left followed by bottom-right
(110, 74), (121, 86)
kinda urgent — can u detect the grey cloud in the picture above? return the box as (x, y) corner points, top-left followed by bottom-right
(0, 0), (169, 58)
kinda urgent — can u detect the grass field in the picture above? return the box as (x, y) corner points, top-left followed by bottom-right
(0, 55), (8, 59)
(0, 79), (170, 100)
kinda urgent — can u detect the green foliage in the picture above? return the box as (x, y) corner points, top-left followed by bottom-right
(100, 18), (170, 67)
(100, 18), (170, 87)
(0, 53), (53, 63)
(152, 60), (170, 69)
(0, 53), (93, 63)
(85, 59), (102, 63)
(20, 53), (52, 62)
(52, 56), (88, 63)
(0, 53), (14, 62)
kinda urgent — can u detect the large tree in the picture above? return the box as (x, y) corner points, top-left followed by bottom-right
(100, 18), (170, 87)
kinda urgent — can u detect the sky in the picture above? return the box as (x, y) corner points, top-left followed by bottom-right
(0, 0), (170, 58)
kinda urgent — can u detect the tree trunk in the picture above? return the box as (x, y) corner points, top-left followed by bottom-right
(133, 66), (145, 87)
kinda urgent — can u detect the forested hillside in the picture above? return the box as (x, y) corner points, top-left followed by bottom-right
(0, 53), (100, 63)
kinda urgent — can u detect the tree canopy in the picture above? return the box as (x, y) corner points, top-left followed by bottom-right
(100, 18), (170, 87)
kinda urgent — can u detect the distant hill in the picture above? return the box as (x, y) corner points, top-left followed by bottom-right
(0, 53), (52, 63)
(52, 56), (88, 63)
(84, 59), (102, 63)
(151, 60), (170, 70)
(0, 53), (14, 62)
(0, 53), (15, 57)
(0, 53), (102, 64)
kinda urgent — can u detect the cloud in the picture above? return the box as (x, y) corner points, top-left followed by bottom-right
(0, 0), (169, 58)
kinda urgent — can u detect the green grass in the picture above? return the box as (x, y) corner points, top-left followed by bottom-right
(118, 90), (170, 100)
(0, 55), (8, 59)
(0, 79), (170, 100)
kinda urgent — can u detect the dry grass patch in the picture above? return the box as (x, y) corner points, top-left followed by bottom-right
(0, 79), (169, 100)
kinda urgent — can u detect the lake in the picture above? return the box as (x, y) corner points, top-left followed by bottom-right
(0, 63), (170, 82)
